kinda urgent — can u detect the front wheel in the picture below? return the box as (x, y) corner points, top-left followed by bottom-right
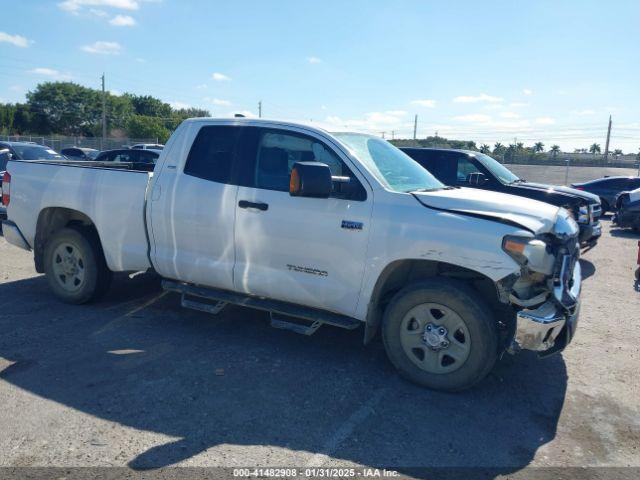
(382, 279), (498, 392)
(44, 226), (112, 304)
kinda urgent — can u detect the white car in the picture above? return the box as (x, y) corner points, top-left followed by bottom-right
(1, 118), (581, 391)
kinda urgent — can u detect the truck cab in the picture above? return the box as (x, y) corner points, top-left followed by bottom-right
(401, 148), (602, 247)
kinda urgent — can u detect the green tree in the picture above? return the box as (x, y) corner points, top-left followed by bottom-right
(533, 142), (544, 153)
(550, 145), (560, 158)
(589, 143), (601, 155)
(479, 144), (491, 154)
(613, 149), (623, 156)
(126, 115), (171, 143)
(124, 94), (172, 118)
(26, 82), (103, 135)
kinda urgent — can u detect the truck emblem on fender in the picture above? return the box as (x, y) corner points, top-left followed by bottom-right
(341, 220), (363, 230)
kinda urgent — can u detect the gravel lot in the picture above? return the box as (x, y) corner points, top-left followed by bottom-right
(1, 166), (639, 478)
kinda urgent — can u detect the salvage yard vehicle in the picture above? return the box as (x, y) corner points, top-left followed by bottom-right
(1, 119), (582, 391)
(572, 176), (640, 213)
(401, 148), (602, 248)
(614, 188), (640, 231)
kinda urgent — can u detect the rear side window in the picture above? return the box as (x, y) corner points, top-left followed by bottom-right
(184, 126), (240, 183)
(139, 151), (158, 164)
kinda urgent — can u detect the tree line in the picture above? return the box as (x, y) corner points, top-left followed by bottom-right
(0, 81), (210, 143)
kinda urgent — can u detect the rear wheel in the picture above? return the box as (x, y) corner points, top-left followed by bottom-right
(382, 279), (498, 392)
(44, 226), (112, 304)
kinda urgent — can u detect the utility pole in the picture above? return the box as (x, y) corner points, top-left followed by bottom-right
(413, 114), (418, 140)
(603, 115), (612, 163)
(101, 73), (106, 147)
(391, 130), (395, 140)
(258, 101), (262, 118)
(380, 131), (386, 139)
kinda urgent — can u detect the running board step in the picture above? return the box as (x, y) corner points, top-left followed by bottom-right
(270, 312), (322, 336)
(181, 293), (227, 315)
(162, 280), (361, 331)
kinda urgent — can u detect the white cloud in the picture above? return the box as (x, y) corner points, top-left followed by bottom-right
(523, 88), (533, 96)
(509, 102), (530, 108)
(0, 31), (29, 48)
(109, 14), (136, 26)
(307, 56), (322, 64)
(211, 98), (231, 106)
(499, 111), (520, 119)
(212, 72), (231, 82)
(453, 93), (503, 104)
(571, 109), (595, 116)
(535, 117), (556, 125)
(9, 85), (24, 92)
(453, 114), (492, 122)
(411, 99), (436, 108)
(81, 41), (122, 55)
(135, 57), (146, 63)
(58, 0), (139, 13)
(195, 84), (207, 90)
(89, 8), (108, 16)
(169, 101), (191, 110)
(29, 67), (72, 80)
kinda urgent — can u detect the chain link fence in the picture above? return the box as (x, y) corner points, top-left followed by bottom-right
(0, 135), (160, 152)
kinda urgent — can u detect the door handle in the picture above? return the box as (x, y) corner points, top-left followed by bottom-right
(238, 200), (269, 211)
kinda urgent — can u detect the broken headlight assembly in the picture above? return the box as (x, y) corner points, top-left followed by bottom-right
(502, 235), (555, 275)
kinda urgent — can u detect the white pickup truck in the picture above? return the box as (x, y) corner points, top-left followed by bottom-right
(1, 118), (582, 391)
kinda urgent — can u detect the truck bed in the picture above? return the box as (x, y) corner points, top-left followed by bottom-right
(5, 160), (152, 272)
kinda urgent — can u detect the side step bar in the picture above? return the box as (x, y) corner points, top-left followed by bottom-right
(162, 280), (361, 333)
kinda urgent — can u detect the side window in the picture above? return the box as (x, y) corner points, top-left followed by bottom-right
(456, 156), (482, 184)
(113, 151), (135, 163)
(630, 178), (640, 190)
(184, 126), (239, 183)
(139, 151), (158, 164)
(253, 130), (365, 200)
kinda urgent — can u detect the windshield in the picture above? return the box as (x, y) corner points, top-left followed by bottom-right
(333, 133), (444, 192)
(13, 145), (64, 161)
(473, 153), (519, 184)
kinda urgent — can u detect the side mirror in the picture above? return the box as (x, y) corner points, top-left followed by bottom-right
(467, 172), (487, 186)
(289, 162), (332, 198)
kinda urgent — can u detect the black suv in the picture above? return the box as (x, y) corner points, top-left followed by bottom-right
(401, 148), (602, 247)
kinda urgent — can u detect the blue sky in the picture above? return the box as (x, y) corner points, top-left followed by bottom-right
(2, 0), (639, 152)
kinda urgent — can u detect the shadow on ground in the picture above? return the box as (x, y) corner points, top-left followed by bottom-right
(610, 227), (640, 239)
(0, 274), (568, 477)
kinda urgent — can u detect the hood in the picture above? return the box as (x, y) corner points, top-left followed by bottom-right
(517, 181), (600, 204)
(414, 187), (560, 233)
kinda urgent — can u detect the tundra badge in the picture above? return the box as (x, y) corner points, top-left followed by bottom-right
(341, 220), (363, 231)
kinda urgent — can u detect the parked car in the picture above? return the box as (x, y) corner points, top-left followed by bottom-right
(1, 119), (582, 391)
(0, 141), (65, 161)
(60, 147), (100, 161)
(571, 176), (640, 213)
(0, 148), (9, 226)
(613, 187), (640, 230)
(94, 148), (159, 167)
(131, 143), (164, 151)
(401, 148), (602, 247)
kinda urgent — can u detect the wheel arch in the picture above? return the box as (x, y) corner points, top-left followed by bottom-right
(34, 207), (103, 273)
(363, 259), (504, 344)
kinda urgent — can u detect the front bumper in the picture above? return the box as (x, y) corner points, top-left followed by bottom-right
(509, 259), (581, 356)
(578, 221), (601, 246)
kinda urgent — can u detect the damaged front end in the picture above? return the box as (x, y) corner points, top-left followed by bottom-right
(499, 209), (582, 356)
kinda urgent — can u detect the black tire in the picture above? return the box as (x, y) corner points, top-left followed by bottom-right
(382, 279), (498, 392)
(43, 226), (112, 304)
(600, 198), (609, 214)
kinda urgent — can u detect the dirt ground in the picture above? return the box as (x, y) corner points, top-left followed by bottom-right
(0, 166), (639, 478)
